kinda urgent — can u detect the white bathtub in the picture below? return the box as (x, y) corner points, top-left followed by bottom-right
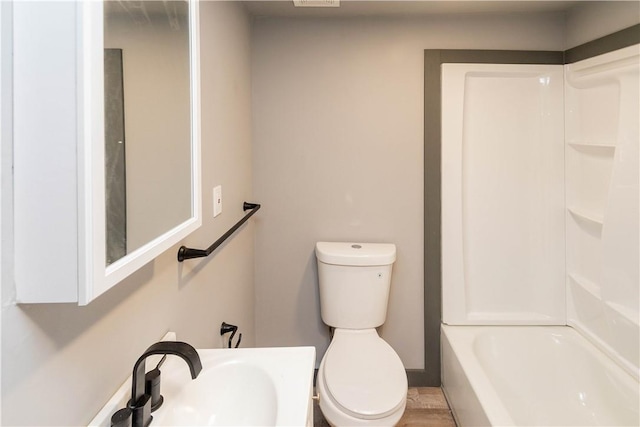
(441, 325), (639, 427)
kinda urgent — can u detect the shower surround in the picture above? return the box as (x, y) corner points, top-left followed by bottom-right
(440, 43), (639, 426)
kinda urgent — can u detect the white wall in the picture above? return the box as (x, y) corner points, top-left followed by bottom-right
(251, 12), (566, 369)
(565, 1), (640, 49)
(1, 2), (253, 425)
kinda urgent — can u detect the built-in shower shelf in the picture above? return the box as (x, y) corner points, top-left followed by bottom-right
(605, 301), (639, 326)
(568, 273), (601, 299)
(568, 207), (604, 227)
(568, 141), (616, 152)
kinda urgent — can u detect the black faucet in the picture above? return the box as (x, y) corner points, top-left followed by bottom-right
(111, 341), (202, 427)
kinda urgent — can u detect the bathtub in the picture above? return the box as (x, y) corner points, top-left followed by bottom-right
(441, 325), (639, 427)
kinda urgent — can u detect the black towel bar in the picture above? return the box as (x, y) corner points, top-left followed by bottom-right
(177, 202), (261, 262)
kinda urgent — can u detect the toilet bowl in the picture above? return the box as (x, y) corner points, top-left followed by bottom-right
(317, 329), (407, 426)
(315, 242), (408, 426)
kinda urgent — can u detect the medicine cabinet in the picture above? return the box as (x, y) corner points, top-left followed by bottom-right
(12, 1), (201, 305)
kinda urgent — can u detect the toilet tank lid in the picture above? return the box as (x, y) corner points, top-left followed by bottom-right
(315, 242), (396, 266)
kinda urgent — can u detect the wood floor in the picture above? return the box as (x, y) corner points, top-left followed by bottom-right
(314, 387), (456, 427)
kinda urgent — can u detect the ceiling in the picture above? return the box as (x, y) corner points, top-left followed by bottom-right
(242, 0), (585, 18)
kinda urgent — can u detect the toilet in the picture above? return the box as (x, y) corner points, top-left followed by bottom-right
(315, 242), (407, 426)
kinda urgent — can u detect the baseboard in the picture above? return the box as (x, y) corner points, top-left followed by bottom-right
(314, 368), (440, 388)
(407, 369), (441, 387)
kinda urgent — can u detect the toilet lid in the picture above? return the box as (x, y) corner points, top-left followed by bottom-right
(323, 329), (407, 419)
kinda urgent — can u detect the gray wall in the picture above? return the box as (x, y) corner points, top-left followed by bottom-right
(565, 1), (640, 49)
(251, 12), (566, 369)
(1, 2), (253, 425)
(2, 2), (639, 424)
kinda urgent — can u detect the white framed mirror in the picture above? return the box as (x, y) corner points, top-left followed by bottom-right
(81, 0), (201, 304)
(12, 0), (201, 305)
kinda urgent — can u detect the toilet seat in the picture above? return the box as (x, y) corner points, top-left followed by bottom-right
(322, 329), (407, 420)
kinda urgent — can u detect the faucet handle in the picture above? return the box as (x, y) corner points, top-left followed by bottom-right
(129, 394), (152, 427)
(145, 355), (166, 412)
(110, 408), (132, 427)
(145, 368), (164, 412)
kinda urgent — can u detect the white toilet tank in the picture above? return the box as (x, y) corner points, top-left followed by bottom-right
(315, 242), (396, 329)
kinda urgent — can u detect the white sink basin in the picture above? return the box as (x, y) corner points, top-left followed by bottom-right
(89, 345), (316, 427)
(153, 347), (314, 426)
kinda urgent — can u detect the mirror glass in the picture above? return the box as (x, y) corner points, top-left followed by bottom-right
(103, 1), (192, 266)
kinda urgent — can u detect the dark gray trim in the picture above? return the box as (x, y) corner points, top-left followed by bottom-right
(407, 369), (433, 387)
(423, 50), (444, 387)
(565, 24), (640, 64)
(317, 368), (436, 388)
(419, 25), (639, 388)
(440, 49), (564, 64)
